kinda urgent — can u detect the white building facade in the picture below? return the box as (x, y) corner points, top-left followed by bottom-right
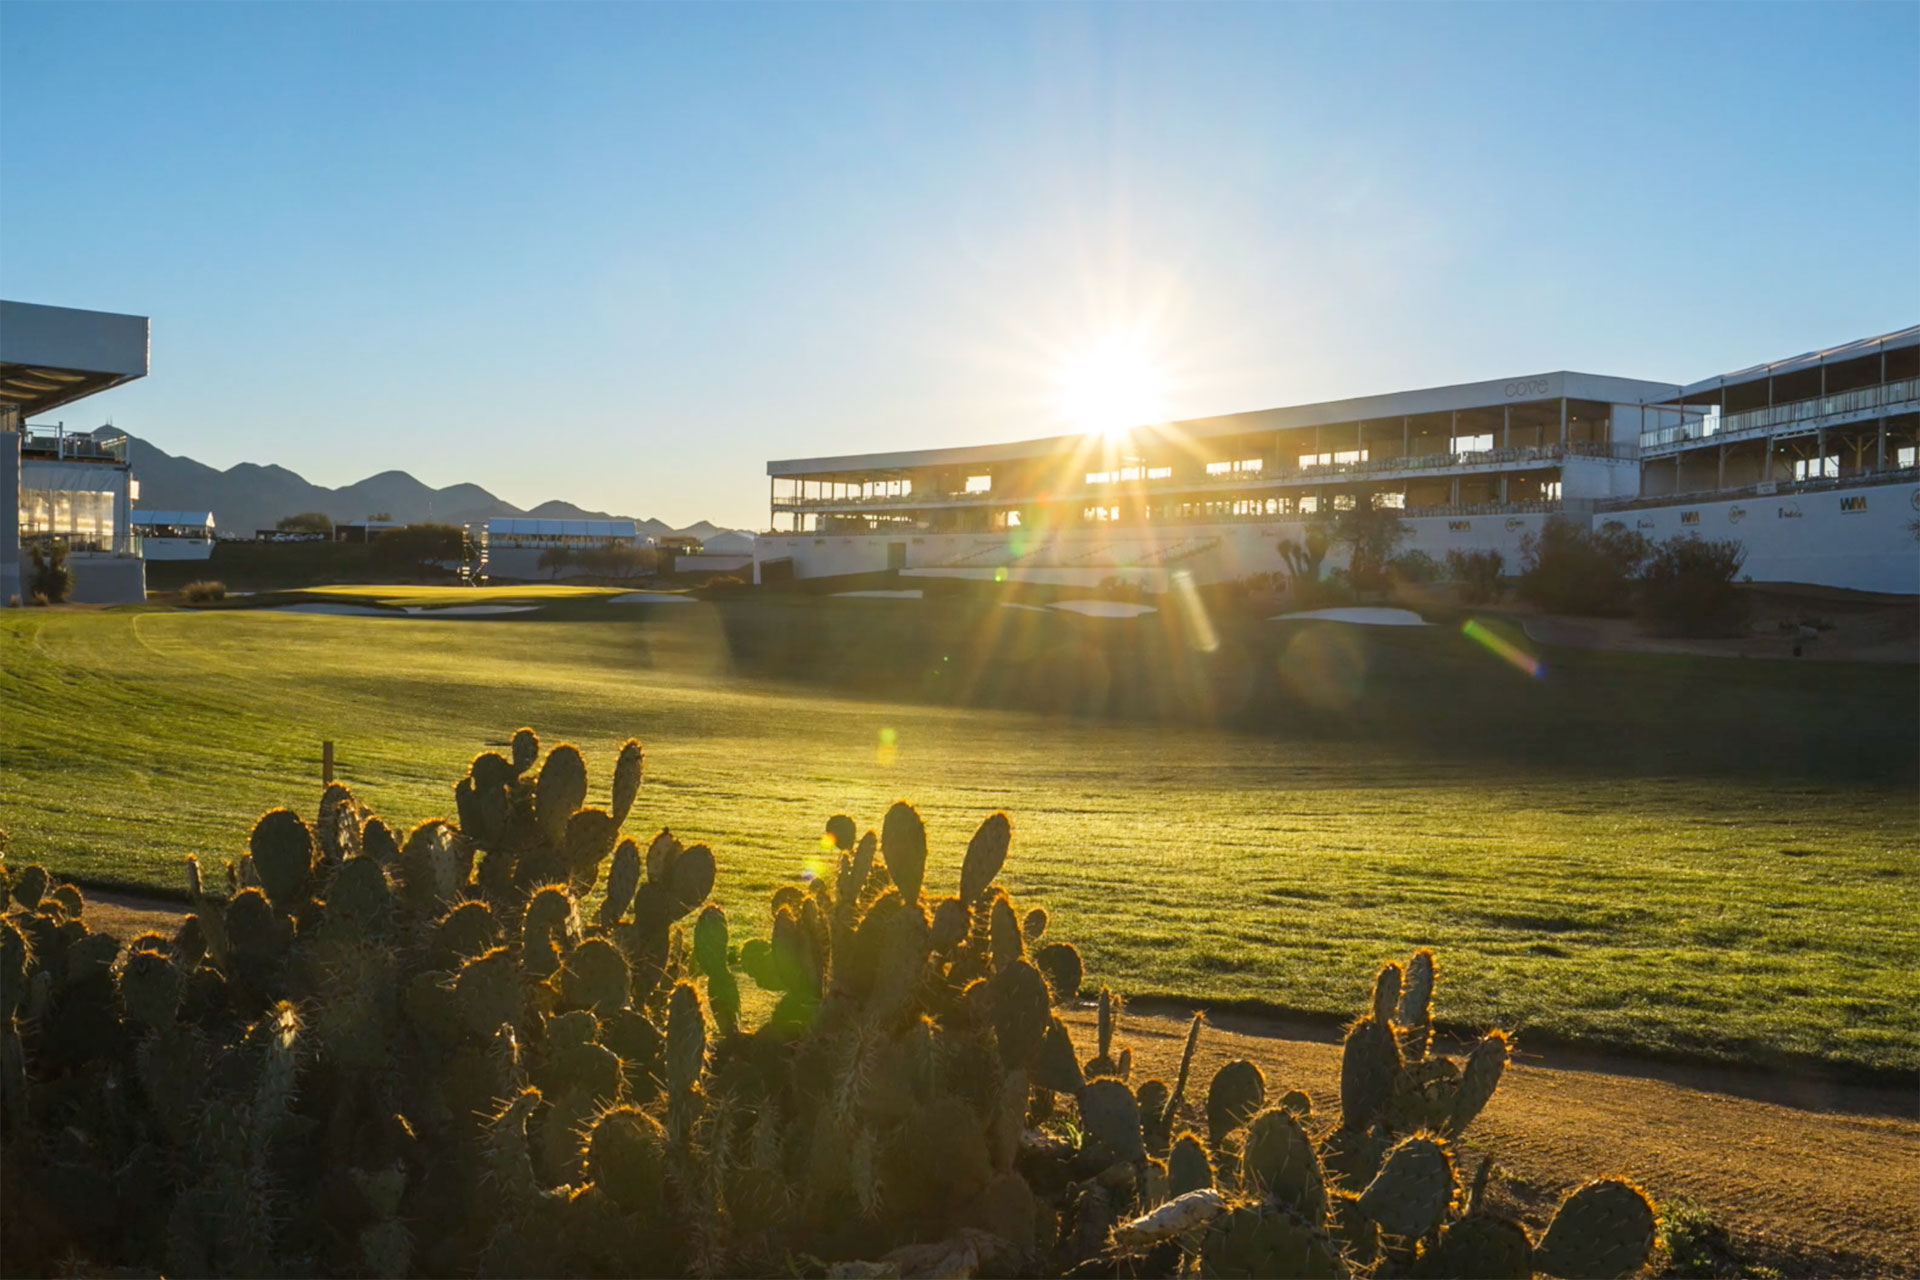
(3, 301), (152, 605)
(756, 328), (1919, 596)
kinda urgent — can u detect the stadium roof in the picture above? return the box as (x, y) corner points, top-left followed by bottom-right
(1664, 324), (1920, 401)
(1, 300), (150, 417)
(132, 510), (215, 528)
(767, 369), (1676, 477)
(487, 517), (639, 538)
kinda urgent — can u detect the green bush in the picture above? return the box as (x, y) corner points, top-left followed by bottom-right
(1388, 549), (1441, 585)
(179, 579), (228, 604)
(0, 735), (1659, 1278)
(1518, 520), (1649, 616)
(27, 542), (74, 604)
(276, 511), (335, 535)
(1640, 536), (1748, 637)
(1445, 549), (1505, 605)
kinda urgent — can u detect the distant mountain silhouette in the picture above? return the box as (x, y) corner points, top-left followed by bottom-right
(112, 431), (739, 541)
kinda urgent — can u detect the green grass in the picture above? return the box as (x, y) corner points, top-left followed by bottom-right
(2, 602), (1914, 1073)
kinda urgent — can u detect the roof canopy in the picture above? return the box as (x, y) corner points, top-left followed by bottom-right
(1, 300), (150, 418)
(487, 517), (639, 538)
(132, 510), (215, 529)
(1667, 324), (1919, 400)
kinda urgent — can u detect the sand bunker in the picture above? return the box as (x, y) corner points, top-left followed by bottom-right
(609, 592), (697, 605)
(269, 603), (396, 616)
(401, 605), (537, 616)
(832, 589), (924, 599)
(1050, 600), (1157, 618)
(998, 602), (1050, 613)
(1268, 606), (1428, 626)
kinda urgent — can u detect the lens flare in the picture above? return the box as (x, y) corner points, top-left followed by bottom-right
(1169, 569), (1219, 654)
(876, 725), (899, 767)
(1461, 618), (1544, 679)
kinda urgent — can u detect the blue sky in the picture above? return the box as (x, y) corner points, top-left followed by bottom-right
(4, 3), (1915, 529)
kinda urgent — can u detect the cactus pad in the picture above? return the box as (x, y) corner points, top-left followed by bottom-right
(1357, 1135), (1456, 1240)
(1200, 1204), (1344, 1280)
(880, 801), (928, 902)
(1240, 1108), (1328, 1222)
(960, 811), (1011, 901)
(1536, 1178), (1657, 1280)
(1205, 1059), (1265, 1147)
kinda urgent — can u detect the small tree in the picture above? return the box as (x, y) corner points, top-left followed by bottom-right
(27, 542), (74, 604)
(1640, 535), (1748, 636)
(1276, 526), (1331, 603)
(538, 546), (574, 580)
(277, 511), (334, 535)
(1446, 548), (1505, 604)
(1332, 500), (1410, 595)
(1518, 519), (1649, 616)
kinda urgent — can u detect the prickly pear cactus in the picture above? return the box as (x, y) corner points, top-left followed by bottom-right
(1536, 1178), (1658, 1279)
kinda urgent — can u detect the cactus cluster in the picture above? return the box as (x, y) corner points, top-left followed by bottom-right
(0, 736), (1656, 1278)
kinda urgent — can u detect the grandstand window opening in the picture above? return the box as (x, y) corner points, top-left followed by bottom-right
(21, 488), (116, 547)
(1299, 495), (1319, 514)
(1449, 433), (1495, 454)
(1205, 458), (1263, 476)
(1542, 480), (1562, 501)
(1794, 455), (1840, 481)
(964, 474), (992, 493)
(1375, 492), (1406, 509)
(1299, 450), (1366, 469)
(1898, 445), (1916, 468)
(1332, 494), (1357, 511)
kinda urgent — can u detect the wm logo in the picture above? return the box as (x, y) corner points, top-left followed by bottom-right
(1840, 495), (1868, 513)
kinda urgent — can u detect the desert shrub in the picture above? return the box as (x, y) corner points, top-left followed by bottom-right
(276, 511), (334, 535)
(27, 542), (74, 604)
(1446, 548), (1506, 604)
(1518, 519), (1649, 616)
(1388, 548), (1442, 585)
(574, 540), (655, 579)
(179, 579), (228, 604)
(0, 735), (1660, 1279)
(1640, 535), (1748, 636)
(537, 545), (574, 579)
(703, 573), (749, 591)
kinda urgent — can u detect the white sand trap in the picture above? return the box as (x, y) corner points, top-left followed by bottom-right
(832, 589), (924, 599)
(1268, 606), (1429, 626)
(1050, 600), (1157, 618)
(269, 603), (396, 616)
(610, 592), (697, 604)
(402, 605), (537, 616)
(999, 602), (1050, 612)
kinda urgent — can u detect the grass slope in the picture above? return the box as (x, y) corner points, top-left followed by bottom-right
(2, 604), (1914, 1073)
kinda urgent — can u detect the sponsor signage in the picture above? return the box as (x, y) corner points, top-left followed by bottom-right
(1502, 378), (1552, 399)
(1448, 520), (1472, 532)
(1728, 506), (1746, 524)
(1840, 495), (1868, 513)
(1681, 511), (1700, 525)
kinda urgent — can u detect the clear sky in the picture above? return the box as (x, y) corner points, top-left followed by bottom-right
(3, 3), (1915, 529)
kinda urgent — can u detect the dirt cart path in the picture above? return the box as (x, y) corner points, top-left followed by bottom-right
(1062, 1006), (1920, 1278)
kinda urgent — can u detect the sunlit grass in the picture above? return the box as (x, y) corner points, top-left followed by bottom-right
(2, 606), (1913, 1072)
(295, 584), (640, 607)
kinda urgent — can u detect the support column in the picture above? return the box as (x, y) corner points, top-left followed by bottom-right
(1877, 418), (1887, 471)
(1816, 427), (1826, 478)
(1763, 435), (1774, 484)
(1503, 405), (1511, 450)
(1403, 416), (1411, 458)
(1499, 473), (1509, 504)
(1559, 398), (1569, 449)
(1450, 476), (1461, 506)
(1717, 443), (1726, 490)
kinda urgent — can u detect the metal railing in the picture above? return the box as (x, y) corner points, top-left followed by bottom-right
(20, 424), (127, 463)
(1596, 464), (1920, 513)
(1640, 378), (1920, 451)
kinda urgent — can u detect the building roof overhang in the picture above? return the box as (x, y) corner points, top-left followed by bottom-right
(1660, 324), (1920, 403)
(768, 370), (1677, 477)
(1, 300), (150, 418)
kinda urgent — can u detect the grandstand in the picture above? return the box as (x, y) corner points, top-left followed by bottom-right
(759, 328), (1919, 595)
(132, 509), (216, 560)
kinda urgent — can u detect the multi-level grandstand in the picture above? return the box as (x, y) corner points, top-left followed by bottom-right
(758, 326), (1919, 595)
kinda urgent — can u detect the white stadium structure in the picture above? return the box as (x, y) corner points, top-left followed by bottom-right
(755, 326), (1919, 597)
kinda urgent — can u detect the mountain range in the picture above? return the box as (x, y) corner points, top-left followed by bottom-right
(112, 431), (736, 541)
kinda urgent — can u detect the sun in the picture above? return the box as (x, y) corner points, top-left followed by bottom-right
(1055, 335), (1169, 439)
